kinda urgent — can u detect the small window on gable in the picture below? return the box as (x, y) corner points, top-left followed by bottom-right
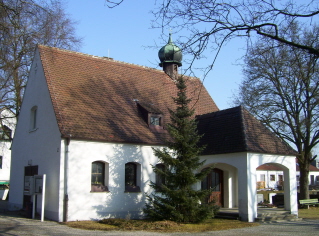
(91, 161), (109, 192)
(125, 162), (141, 192)
(30, 106), (38, 131)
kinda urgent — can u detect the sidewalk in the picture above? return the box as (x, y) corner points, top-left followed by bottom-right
(0, 201), (318, 236)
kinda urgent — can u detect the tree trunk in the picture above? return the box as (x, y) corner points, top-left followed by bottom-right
(299, 162), (310, 200)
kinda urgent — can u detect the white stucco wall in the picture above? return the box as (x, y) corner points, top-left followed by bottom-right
(249, 153), (298, 219)
(62, 140), (161, 221)
(200, 152), (297, 222)
(9, 49), (62, 219)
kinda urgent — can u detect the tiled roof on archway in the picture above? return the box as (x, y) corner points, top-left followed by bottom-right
(197, 106), (297, 156)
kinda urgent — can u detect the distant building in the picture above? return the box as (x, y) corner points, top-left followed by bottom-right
(0, 109), (15, 200)
(257, 163), (319, 190)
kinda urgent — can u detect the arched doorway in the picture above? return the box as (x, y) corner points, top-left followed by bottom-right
(202, 168), (224, 206)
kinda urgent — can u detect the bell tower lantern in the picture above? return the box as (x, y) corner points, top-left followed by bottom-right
(158, 33), (182, 79)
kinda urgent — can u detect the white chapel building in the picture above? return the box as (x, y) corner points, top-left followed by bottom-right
(9, 35), (298, 222)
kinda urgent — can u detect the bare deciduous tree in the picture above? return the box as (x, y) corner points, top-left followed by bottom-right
(234, 23), (319, 199)
(107, 0), (319, 74)
(0, 0), (81, 121)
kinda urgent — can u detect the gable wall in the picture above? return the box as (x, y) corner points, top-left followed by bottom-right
(9, 49), (62, 218)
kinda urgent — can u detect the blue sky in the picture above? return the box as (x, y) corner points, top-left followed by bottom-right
(65, 0), (246, 110)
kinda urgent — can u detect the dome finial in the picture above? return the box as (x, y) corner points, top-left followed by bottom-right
(158, 33), (182, 67)
(158, 33), (183, 79)
(168, 32), (173, 44)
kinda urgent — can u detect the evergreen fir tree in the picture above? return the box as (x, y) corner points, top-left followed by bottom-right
(144, 76), (215, 223)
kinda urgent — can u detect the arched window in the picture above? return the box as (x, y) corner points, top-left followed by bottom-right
(125, 162), (140, 192)
(30, 106), (38, 131)
(155, 164), (166, 187)
(91, 161), (108, 192)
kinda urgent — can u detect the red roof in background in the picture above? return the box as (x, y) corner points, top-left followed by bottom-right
(38, 45), (219, 144)
(257, 163), (319, 171)
(296, 164), (319, 172)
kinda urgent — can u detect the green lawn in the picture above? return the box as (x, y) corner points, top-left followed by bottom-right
(298, 207), (319, 219)
(65, 218), (258, 233)
(64, 207), (319, 232)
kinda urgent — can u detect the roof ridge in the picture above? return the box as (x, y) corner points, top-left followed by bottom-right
(38, 44), (162, 72)
(196, 106), (240, 120)
(37, 45), (202, 80)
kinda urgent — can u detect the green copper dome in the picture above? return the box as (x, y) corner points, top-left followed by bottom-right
(158, 33), (182, 67)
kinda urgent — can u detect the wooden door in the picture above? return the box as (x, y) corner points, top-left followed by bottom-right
(202, 168), (224, 206)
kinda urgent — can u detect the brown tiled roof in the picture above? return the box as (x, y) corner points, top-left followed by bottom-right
(296, 164), (319, 172)
(257, 164), (285, 171)
(257, 163), (319, 171)
(38, 45), (218, 144)
(197, 106), (297, 156)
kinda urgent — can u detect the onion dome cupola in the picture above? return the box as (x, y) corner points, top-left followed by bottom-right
(158, 33), (182, 67)
(158, 33), (182, 79)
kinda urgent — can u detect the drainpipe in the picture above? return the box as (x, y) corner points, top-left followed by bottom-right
(63, 136), (71, 222)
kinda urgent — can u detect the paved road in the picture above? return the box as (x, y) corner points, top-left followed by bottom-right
(0, 212), (318, 236)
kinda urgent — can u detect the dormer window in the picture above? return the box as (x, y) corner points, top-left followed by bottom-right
(136, 102), (164, 131)
(150, 116), (161, 126)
